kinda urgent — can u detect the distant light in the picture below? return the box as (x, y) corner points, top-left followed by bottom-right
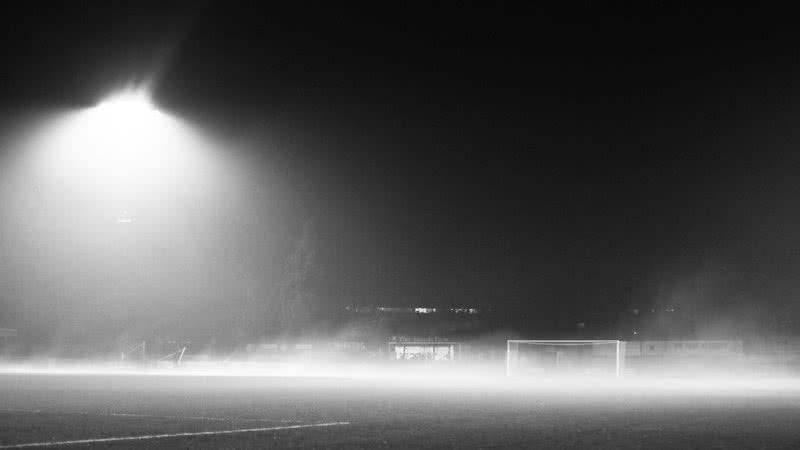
(376, 307), (412, 313)
(116, 210), (133, 224)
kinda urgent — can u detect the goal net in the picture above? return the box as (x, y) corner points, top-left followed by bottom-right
(507, 340), (625, 377)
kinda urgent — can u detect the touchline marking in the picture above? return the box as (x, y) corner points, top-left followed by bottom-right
(0, 422), (350, 448)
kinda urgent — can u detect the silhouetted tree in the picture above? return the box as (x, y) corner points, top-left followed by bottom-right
(274, 221), (318, 335)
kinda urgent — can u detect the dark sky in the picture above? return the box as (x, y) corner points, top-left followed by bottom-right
(2, 3), (800, 337)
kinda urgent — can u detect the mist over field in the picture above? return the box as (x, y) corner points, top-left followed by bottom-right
(3, 3), (800, 448)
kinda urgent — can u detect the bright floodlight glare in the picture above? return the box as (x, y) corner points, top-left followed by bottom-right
(30, 88), (208, 201)
(93, 90), (158, 124)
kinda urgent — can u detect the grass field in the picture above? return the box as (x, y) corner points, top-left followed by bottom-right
(2, 372), (800, 448)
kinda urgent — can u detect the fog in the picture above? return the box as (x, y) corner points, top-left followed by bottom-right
(0, 101), (288, 349)
(1, 95), (799, 371)
(3, 357), (800, 400)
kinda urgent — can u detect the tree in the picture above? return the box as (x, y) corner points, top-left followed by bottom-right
(273, 221), (318, 335)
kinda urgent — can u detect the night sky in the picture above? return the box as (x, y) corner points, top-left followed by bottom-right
(2, 3), (800, 339)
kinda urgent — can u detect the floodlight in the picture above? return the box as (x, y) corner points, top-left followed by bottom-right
(19, 86), (225, 231)
(91, 90), (159, 125)
(31, 88), (197, 198)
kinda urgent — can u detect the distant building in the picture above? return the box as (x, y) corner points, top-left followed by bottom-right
(388, 337), (461, 361)
(342, 305), (504, 361)
(627, 340), (743, 358)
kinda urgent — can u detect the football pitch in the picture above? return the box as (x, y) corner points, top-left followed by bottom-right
(1, 373), (800, 448)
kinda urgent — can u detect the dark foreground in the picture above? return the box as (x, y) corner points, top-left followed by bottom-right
(1, 373), (800, 448)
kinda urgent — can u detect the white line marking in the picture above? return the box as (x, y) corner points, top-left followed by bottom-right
(0, 421), (350, 448)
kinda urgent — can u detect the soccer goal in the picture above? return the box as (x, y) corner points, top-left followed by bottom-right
(507, 340), (625, 377)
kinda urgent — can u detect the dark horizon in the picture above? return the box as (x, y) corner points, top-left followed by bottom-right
(2, 3), (800, 343)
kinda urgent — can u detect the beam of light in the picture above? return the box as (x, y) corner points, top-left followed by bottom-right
(0, 87), (239, 324)
(28, 88), (211, 205)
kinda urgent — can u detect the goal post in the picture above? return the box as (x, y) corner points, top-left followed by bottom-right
(507, 340), (625, 377)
